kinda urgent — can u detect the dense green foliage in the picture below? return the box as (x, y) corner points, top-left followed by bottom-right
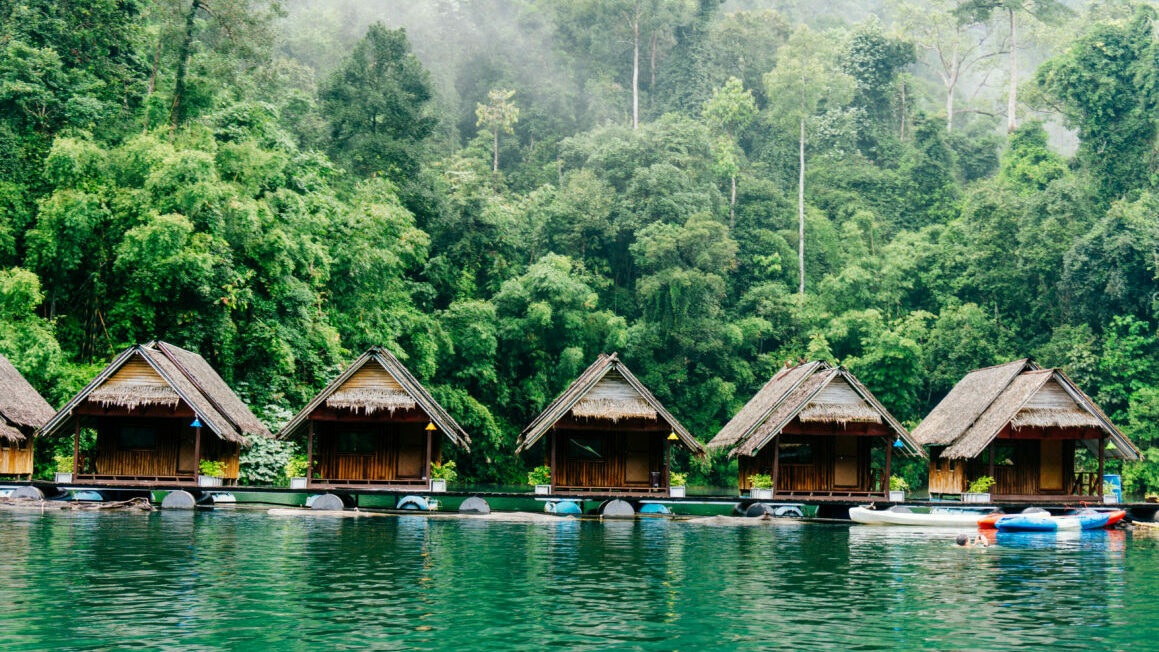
(2, 1), (1159, 492)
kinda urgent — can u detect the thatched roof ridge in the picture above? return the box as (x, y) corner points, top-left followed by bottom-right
(38, 342), (268, 446)
(942, 371), (1054, 459)
(0, 353), (54, 441)
(939, 367), (1140, 461)
(706, 362), (820, 451)
(720, 362), (922, 459)
(155, 342), (271, 439)
(277, 347), (470, 449)
(516, 353), (703, 455)
(911, 359), (1037, 446)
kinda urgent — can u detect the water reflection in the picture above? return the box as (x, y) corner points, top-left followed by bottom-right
(0, 511), (1155, 651)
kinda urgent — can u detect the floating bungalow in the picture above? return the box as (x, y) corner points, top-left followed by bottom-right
(0, 354), (55, 479)
(277, 347), (470, 490)
(515, 353), (704, 494)
(708, 361), (924, 499)
(914, 359), (1139, 501)
(38, 341), (270, 485)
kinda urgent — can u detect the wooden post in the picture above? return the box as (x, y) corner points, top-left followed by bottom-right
(1098, 433), (1105, 498)
(192, 423), (201, 481)
(424, 426), (432, 481)
(770, 435), (780, 497)
(988, 442), (995, 480)
(72, 420), (80, 476)
(306, 419), (314, 487)
(663, 436), (670, 489)
(550, 429), (557, 487)
(884, 436), (893, 496)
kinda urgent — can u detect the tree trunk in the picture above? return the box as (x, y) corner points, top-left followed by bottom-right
(169, 0), (200, 129)
(632, 8), (639, 130)
(798, 117), (805, 296)
(946, 40), (958, 132)
(729, 174), (736, 231)
(1007, 8), (1017, 133)
(493, 127), (499, 173)
(650, 31), (657, 110)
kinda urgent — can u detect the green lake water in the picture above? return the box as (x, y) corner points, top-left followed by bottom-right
(0, 509), (1154, 651)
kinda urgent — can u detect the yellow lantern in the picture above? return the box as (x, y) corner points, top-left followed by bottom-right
(425, 422), (437, 431)
(667, 432), (679, 441)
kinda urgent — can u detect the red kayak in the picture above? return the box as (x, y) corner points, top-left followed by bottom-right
(978, 513), (1005, 529)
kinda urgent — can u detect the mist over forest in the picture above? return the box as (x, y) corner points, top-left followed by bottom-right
(1, 0), (1158, 490)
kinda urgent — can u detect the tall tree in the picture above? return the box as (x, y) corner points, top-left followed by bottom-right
(764, 27), (853, 295)
(891, 0), (1005, 131)
(475, 89), (519, 174)
(702, 77), (756, 229)
(956, 0), (1071, 132)
(320, 23), (435, 180)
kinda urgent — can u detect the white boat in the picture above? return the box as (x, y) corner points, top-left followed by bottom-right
(849, 505), (995, 527)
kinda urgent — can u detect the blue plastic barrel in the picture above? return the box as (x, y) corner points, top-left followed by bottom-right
(1103, 474), (1122, 502)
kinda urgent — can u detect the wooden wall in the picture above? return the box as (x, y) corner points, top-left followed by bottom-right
(738, 432), (878, 494)
(547, 426), (666, 490)
(312, 421), (439, 482)
(0, 439), (32, 476)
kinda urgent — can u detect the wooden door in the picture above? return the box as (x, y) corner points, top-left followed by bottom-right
(397, 430), (425, 478)
(1040, 439), (1063, 492)
(834, 436), (859, 487)
(625, 433), (652, 485)
(177, 431), (196, 473)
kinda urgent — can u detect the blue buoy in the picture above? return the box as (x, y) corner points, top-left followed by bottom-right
(545, 500), (581, 515)
(638, 503), (671, 515)
(397, 495), (431, 511)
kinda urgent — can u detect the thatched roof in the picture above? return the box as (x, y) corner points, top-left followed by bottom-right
(277, 347), (470, 449)
(38, 341), (271, 445)
(923, 362), (1140, 461)
(708, 361), (922, 459)
(515, 353), (703, 455)
(911, 359), (1036, 446)
(0, 353), (54, 442)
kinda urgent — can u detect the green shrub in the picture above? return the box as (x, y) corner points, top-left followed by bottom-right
(670, 472), (687, 487)
(527, 465), (551, 486)
(431, 461), (458, 482)
(239, 437), (298, 485)
(889, 475), (909, 492)
(284, 454), (307, 479)
(54, 455), (72, 473)
(199, 460), (226, 478)
(749, 473), (773, 489)
(967, 476), (996, 493)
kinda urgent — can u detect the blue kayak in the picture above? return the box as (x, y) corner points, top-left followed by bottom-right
(995, 509), (1122, 532)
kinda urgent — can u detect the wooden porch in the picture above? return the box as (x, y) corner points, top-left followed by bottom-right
(545, 419), (675, 493)
(303, 413), (441, 488)
(738, 421), (895, 498)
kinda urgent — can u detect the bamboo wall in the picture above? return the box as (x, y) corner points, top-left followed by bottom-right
(548, 428), (666, 490)
(0, 440), (32, 476)
(313, 421), (439, 482)
(738, 433), (877, 493)
(930, 437), (1088, 497)
(84, 417), (240, 480)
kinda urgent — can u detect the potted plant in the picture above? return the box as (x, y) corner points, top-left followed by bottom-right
(285, 455), (308, 489)
(198, 460), (225, 487)
(430, 461), (457, 492)
(669, 472), (687, 498)
(528, 465), (551, 494)
(1103, 481), (1118, 504)
(963, 476), (995, 503)
(53, 455), (73, 484)
(749, 473), (774, 500)
(888, 475), (909, 502)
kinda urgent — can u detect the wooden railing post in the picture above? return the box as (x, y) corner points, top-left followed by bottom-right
(884, 436), (893, 495)
(192, 424), (201, 481)
(306, 419), (314, 488)
(72, 420), (80, 476)
(770, 434), (780, 497)
(1098, 433), (1105, 498)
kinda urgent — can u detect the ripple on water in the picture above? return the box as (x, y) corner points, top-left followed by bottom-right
(0, 511), (1154, 651)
